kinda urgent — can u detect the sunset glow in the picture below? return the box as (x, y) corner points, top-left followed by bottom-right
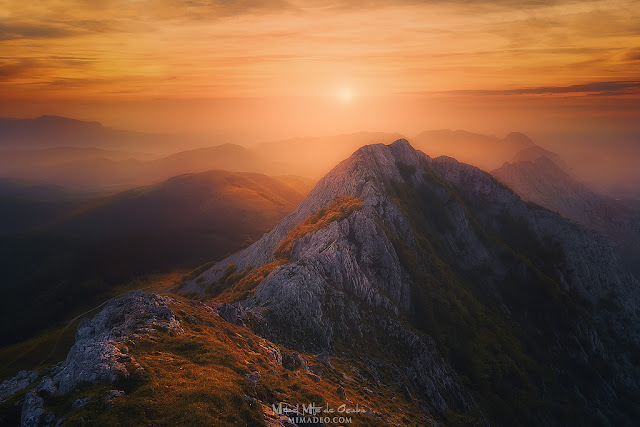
(0, 0), (638, 137)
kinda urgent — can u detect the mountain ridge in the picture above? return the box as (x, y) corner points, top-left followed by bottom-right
(2, 138), (640, 425)
(184, 139), (640, 424)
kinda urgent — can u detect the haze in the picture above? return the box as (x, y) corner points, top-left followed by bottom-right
(0, 0), (639, 194)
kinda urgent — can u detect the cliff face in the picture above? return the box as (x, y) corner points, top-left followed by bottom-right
(191, 139), (640, 424)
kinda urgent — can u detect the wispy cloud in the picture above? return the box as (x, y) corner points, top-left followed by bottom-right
(427, 81), (640, 96)
(0, 23), (77, 40)
(0, 59), (39, 81)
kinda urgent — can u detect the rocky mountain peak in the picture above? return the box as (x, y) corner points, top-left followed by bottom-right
(181, 138), (640, 424)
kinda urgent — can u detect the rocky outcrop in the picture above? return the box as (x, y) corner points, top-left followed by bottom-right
(0, 292), (183, 426)
(0, 371), (38, 403)
(51, 291), (182, 395)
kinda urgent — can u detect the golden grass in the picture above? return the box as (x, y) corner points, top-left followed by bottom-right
(34, 295), (434, 426)
(274, 195), (363, 260)
(212, 195), (363, 304)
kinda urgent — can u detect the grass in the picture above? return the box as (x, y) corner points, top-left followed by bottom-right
(10, 295), (437, 426)
(382, 169), (614, 425)
(273, 195), (363, 260)
(207, 195), (364, 303)
(0, 271), (186, 381)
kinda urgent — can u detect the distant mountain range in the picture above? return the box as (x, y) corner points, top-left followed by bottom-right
(0, 143), (288, 191)
(0, 170), (313, 346)
(0, 115), (215, 154)
(411, 129), (536, 171)
(492, 155), (640, 243)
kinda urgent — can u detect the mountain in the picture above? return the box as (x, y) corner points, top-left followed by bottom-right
(511, 145), (569, 170)
(0, 115), (213, 155)
(151, 144), (285, 178)
(51, 170), (310, 240)
(0, 143), (288, 191)
(492, 156), (640, 241)
(2, 140), (639, 425)
(0, 170), (312, 347)
(412, 130), (536, 171)
(183, 140), (640, 424)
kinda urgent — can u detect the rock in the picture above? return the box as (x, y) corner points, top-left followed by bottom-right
(38, 377), (57, 396)
(260, 340), (282, 366)
(21, 390), (45, 426)
(53, 291), (182, 394)
(217, 303), (247, 327)
(0, 370), (38, 402)
(315, 351), (332, 368)
(308, 364), (323, 377)
(307, 373), (321, 383)
(71, 397), (91, 409)
(244, 371), (261, 388)
(104, 390), (125, 409)
(281, 352), (308, 372)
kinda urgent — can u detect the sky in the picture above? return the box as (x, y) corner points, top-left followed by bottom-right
(1, 0), (639, 139)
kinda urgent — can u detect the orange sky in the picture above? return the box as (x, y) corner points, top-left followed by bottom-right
(1, 0), (639, 138)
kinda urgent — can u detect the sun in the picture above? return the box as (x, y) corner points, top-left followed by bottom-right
(337, 88), (354, 103)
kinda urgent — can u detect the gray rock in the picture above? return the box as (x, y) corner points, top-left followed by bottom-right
(244, 371), (261, 388)
(217, 303), (247, 327)
(71, 397), (90, 409)
(259, 340), (282, 366)
(53, 291), (182, 394)
(104, 390), (125, 409)
(281, 352), (308, 372)
(0, 370), (38, 402)
(21, 391), (45, 427)
(37, 377), (57, 396)
(308, 364), (323, 377)
(315, 351), (332, 368)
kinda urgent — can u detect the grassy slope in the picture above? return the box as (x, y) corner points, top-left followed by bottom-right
(0, 295), (436, 426)
(0, 170), (312, 356)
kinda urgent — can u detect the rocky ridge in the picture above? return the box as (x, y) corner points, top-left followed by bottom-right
(189, 139), (640, 424)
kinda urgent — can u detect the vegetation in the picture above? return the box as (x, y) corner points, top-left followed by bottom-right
(208, 195), (364, 303)
(0, 272), (183, 380)
(0, 295), (436, 426)
(383, 170), (616, 426)
(274, 195), (363, 260)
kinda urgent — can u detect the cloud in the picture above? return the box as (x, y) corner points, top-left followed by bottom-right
(420, 81), (640, 96)
(624, 48), (640, 61)
(0, 23), (77, 40)
(0, 59), (39, 81)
